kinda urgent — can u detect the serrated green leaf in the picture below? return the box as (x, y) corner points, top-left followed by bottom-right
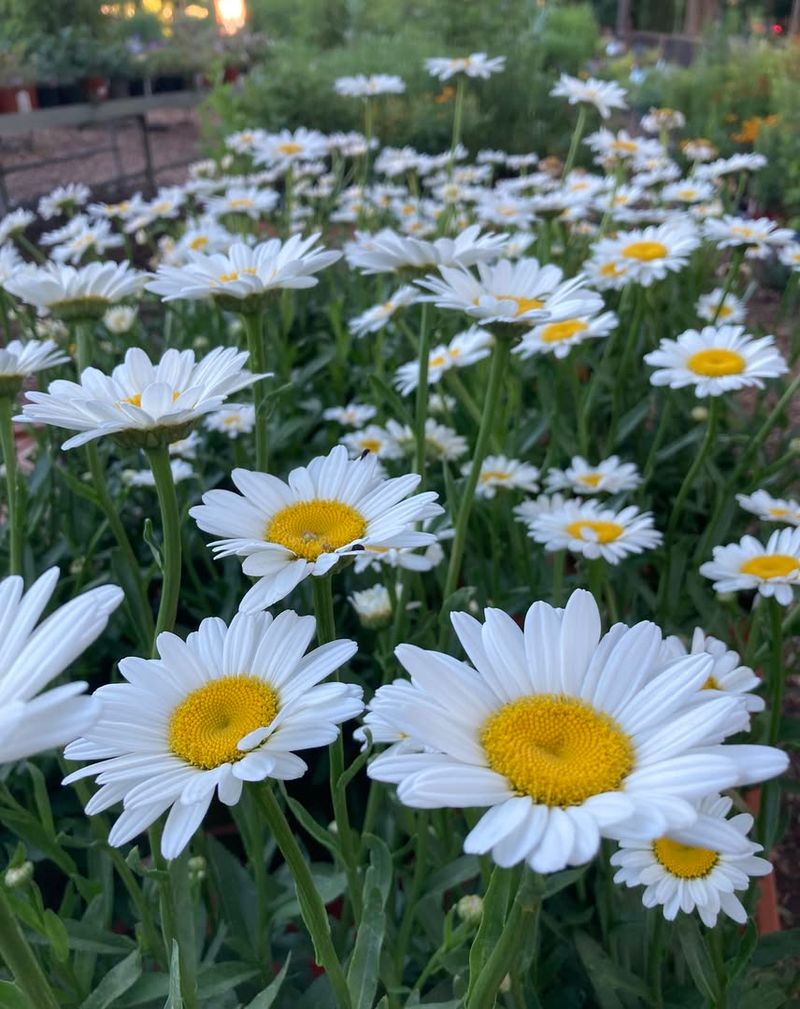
(347, 884), (386, 1009)
(242, 953), (291, 1009)
(78, 950), (142, 1009)
(675, 918), (717, 1003)
(165, 940), (183, 1009)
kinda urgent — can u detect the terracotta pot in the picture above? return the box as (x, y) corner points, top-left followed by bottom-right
(745, 787), (781, 934)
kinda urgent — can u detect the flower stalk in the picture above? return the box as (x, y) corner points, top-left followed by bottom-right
(0, 885), (61, 1009)
(146, 443), (182, 651)
(0, 397), (23, 576)
(242, 311), (270, 472)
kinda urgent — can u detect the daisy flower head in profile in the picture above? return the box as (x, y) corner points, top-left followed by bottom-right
(146, 235), (341, 313)
(528, 499), (662, 563)
(661, 180), (715, 205)
(340, 424), (403, 460)
(778, 241), (800, 272)
(64, 610), (363, 859)
(122, 458), (194, 489)
(348, 285), (419, 337)
(550, 73), (628, 119)
(658, 628), (764, 717)
(384, 418), (468, 462)
(322, 403), (378, 428)
(694, 154), (767, 181)
(344, 225), (508, 276)
(681, 138), (718, 163)
(0, 243), (23, 292)
(417, 258), (602, 330)
(644, 325), (788, 398)
(703, 215), (793, 259)
(204, 403), (257, 440)
(190, 445), (444, 612)
(699, 528), (800, 606)
(203, 186), (279, 221)
(394, 326), (493, 396)
(0, 568), (122, 764)
(425, 54), (506, 81)
(544, 455), (641, 496)
(611, 795), (771, 927)
(0, 209), (35, 245)
(38, 182), (91, 221)
(736, 489), (800, 527)
(514, 309), (617, 360)
(4, 261), (148, 321)
(469, 456), (540, 499)
(695, 288), (745, 325)
(252, 128), (330, 168)
(587, 220), (700, 288)
(0, 339), (69, 397)
(349, 584), (393, 630)
(17, 346), (265, 450)
(366, 589), (787, 873)
(640, 107), (686, 134)
(334, 74), (406, 97)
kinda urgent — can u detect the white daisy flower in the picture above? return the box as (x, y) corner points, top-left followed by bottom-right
(587, 221), (700, 287)
(367, 589), (787, 873)
(224, 128), (268, 155)
(204, 403), (257, 439)
(681, 139), (718, 163)
(0, 209), (35, 245)
(354, 680), (425, 755)
(341, 424), (403, 460)
(63, 610), (363, 859)
(640, 107), (686, 133)
(162, 221), (234, 266)
(124, 187), (187, 233)
(644, 325), (788, 398)
(544, 456), (641, 496)
(146, 235), (341, 307)
(0, 243), (23, 291)
(103, 305), (138, 334)
(703, 215), (793, 258)
(37, 183), (91, 221)
(736, 489), (800, 527)
(4, 262), (147, 319)
(513, 492), (570, 527)
(349, 584), (393, 629)
(515, 310), (617, 360)
(476, 195), (536, 230)
(348, 285), (419, 337)
(584, 129), (662, 163)
(699, 528), (800, 606)
(0, 339), (68, 385)
(168, 431), (201, 460)
(528, 499), (662, 563)
(0, 568), (122, 763)
(417, 258), (601, 328)
(425, 54), (506, 81)
(322, 403), (377, 428)
(695, 288), (745, 325)
(550, 73), (628, 119)
(17, 346), (264, 450)
(344, 225), (508, 276)
(203, 186), (279, 220)
(252, 128), (330, 167)
(778, 241), (800, 272)
(611, 795), (772, 927)
(335, 74), (406, 97)
(394, 326), (493, 395)
(51, 219), (124, 265)
(694, 153), (767, 180)
(122, 458), (194, 488)
(385, 418), (468, 461)
(428, 392), (457, 414)
(468, 456), (540, 499)
(659, 628), (764, 715)
(189, 446), (443, 612)
(661, 180), (715, 205)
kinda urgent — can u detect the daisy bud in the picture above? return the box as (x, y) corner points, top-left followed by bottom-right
(456, 894), (483, 924)
(789, 438), (800, 454)
(691, 406), (709, 422)
(187, 856), (207, 882)
(499, 975), (512, 993)
(193, 335), (210, 350)
(4, 862), (33, 888)
(350, 585), (392, 629)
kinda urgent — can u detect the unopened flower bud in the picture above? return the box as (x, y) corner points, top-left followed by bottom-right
(350, 585), (392, 629)
(4, 862), (33, 888)
(188, 855), (206, 881)
(193, 335), (210, 350)
(499, 974), (512, 993)
(789, 438), (800, 454)
(456, 894), (483, 924)
(691, 406), (709, 422)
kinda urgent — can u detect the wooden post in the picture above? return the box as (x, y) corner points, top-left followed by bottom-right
(616, 0), (632, 37)
(789, 0), (800, 36)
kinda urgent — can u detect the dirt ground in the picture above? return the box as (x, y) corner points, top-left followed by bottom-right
(0, 108), (201, 209)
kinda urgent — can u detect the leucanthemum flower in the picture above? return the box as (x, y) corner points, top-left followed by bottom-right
(644, 325), (788, 398)
(470, 455), (540, 499)
(699, 528), (800, 606)
(341, 424), (403, 460)
(38, 183), (91, 221)
(695, 288), (745, 325)
(513, 492), (570, 527)
(640, 107), (686, 133)
(611, 795), (771, 927)
(51, 219), (124, 264)
(18, 346), (264, 450)
(703, 215), (793, 259)
(385, 418), (468, 461)
(544, 456), (640, 496)
(417, 258), (601, 328)
(344, 225), (508, 276)
(778, 242), (800, 272)
(122, 458), (194, 488)
(550, 73), (628, 119)
(661, 180), (715, 205)
(190, 446), (443, 612)
(514, 310), (617, 360)
(0, 209), (35, 245)
(104, 305), (138, 335)
(335, 74), (406, 97)
(0, 339), (68, 388)
(4, 262), (147, 320)
(366, 590), (787, 873)
(425, 54), (506, 81)
(348, 285), (419, 337)
(350, 585), (393, 629)
(394, 326), (492, 395)
(694, 154), (767, 180)
(659, 628), (764, 715)
(528, 499), (661, 563)
(204, 403), (257, 439)
(736, 489), (800, 527)
(63, 610), (363, 859)
(252, 128), (330, 167)
(322, 403), (377, 428)
(0, 568), (122, 763)
(0, 243), (23, 291)
(203, 187), (279, 220)
(587, 221), (700, 288)
(681, 139), (718, 163)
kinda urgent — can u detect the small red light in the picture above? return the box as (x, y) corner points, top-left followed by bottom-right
(772, 23), (783, 33)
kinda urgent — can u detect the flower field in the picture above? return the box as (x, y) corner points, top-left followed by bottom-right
(0, 51), (798, 1009)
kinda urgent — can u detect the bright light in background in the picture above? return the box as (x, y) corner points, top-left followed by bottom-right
(214, 0), (247, 34)
(185, 4), (210, 17)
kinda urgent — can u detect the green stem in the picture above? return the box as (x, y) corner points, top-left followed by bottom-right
(642, 399), (672, 484)
(707, 926), (727, 1009)
(442, 335), (511, 604)
(76, 322), (94, 373)
(449, 77), (466, 170)
(0, 398), (22, 576)
(242, 312), (270, 472)
(0, 885), (61, 1009)
(254, 785), (353, 1009)
(711, 248), (744, 325)
(759, 600), (786, 850)
(393, 812), (429, 980)
(145, 444), (182, 653)
(413, 302), (431, 484)
(562, 105), (587, 178)
(168, 851), (199, 1009)
(647, 914), (666, 1009)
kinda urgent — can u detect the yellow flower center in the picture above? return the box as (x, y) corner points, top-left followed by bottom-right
(480, 469), (511, 483)
(577, 472), (603, 488)
(612, 139), (639, 153)
(119, 390), (181, 408)
(540, 320), (588, 344)
(731, 225), (754, 239)
(565, 519), (623, 543)
(716, 304), (732, 318)
(621, 241), (668, 261)
(168, 675), (279, 770)
(218, 271), (240, 283)
(228, 198), (254, 209)
(739, 554), (799, 580)
(702, 675), (720, 690)
(277, 142), (303, 155)
(359, 438), (383, 453)
(686, 348), (746, 377)
(266, 500), (367, 560)
(429, 353), (448, 368)
(190, 236), (209, 250)
(652, 837), (718, 879)
(481, 694), (634, 807)
(768, 507), (788, 518)
(497, 295), (545, 317)
(600, 261), (625, 277)
(677, 189), (698, 200)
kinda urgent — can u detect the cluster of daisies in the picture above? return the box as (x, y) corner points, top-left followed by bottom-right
(0, 50), (795, 947)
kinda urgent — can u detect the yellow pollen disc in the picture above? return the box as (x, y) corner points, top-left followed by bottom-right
(731, 225), (754, 239)
(600, 261), (624, 277)
(686, 348), (746, 377)
(768, 507), (788, 517)
(702, 675), (720, 690)
(242, 267), (258, 275)
(359, 438), (383, 453)
(448, 348), (462, 359)
(218, 271), (240, 283)
(716, 304), (732, 318)
(677, 189), (697, 199)
(739, 554), (799, 580)
(577, 472), (603, 488)
(120, 390), (181, 408)
(190, 236), (209, 250)
(429, 354), (448, 368)
(266, 499), (367, 560)
(278, 143), (302, 155)
(540, 319), (588, 344)
(621, 241), (668, 261)
(565, 519), (623, 544)
(228, 198), (254, 209)
(168, 675), (279, 770)
(612, 139), (638, 153)
(480, 470), (511, 483)
(498, 294), (545, 317)
(153, 202), (172, 213)
(223, 415), (239, 426)
(653, 837), (718, 879)
(481, 694), (634, 807)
